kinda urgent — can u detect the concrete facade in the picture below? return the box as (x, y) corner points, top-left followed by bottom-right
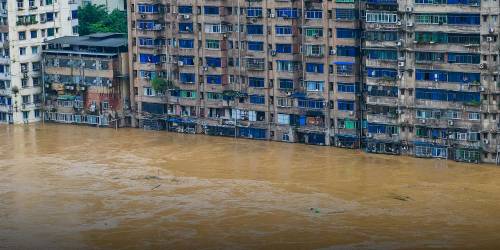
(0, 0), (78, 124)
(126, 0), (499, 164)
(42, 33), (131, 128)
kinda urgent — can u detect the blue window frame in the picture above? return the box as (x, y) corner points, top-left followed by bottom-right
(336, 46), (359, 57)
(247, 25), (264, 35)
(249, 77), (265, 88)
(305, 10), (322, 19)
(204, 6), (219, 15)
(337, 83), (357, 93)
(178, 6), (192, 14)
(205, 57), (222, 67)
(415, 88), (480, 102)
(367, 67), (398, 79)
(306, 63), (324, 73)
(279, 79), (294, 89)
(179, 39), (194, 48)
(275, 8), (300, 19)
(276, 44), (292, 53)
(337, 100), (355, 111)
(206, 75), (222, 84)
(138, 4), (159, 13)
(248, 41), (264, 51)
(247, 7), (262, 17)
(139, 54), (160, 64)
(336, 28), (359, 39)
(250, 95), (265, 104)
(275, 26), (293, 35)
(179, 22), (193, 32)
(179, 73), (195, 83)
(178, 56), (194, 66)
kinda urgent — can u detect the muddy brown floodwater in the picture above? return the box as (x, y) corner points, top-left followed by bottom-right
(1, 124), (500, 249)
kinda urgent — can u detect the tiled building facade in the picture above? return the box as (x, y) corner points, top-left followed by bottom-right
(128, 0), (500, 164)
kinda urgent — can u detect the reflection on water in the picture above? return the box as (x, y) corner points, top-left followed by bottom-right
(1, 124), (500, 249)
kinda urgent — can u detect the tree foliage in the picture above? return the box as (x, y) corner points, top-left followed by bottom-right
(77, 4), (127, 35)
(151, 77), (174, 93)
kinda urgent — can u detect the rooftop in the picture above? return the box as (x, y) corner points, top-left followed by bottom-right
(46, 33), (127, 48)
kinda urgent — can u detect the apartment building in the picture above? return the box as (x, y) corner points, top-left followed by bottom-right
(128, 0), (500, 164)
(363, 0), (499, 164)
(0, 0), (78, 124)
(43, 33), (130, 127)
(128, 0), (362, 146)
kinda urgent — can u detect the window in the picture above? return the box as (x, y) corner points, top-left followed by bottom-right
(247, 7), (262, 17)
(305, 27), (323, 37)
(19, 47), (26, 55)
(306, 63), (324, 73)
(275, 43), (292, 53)
(144, 87), (155, 96)
(279, 79), (293, 89)
(31, 46), (38, 54)
(206, 39), (220, 49)
(248, 41), (264, 51)
(337, 83), (356, 93)
(249, 95), (265, 104)
(366, 12), (398, 23)
(306, 81), (324, 92)
(247, 25), (263, 35)
(178, 6), (192, 14)
(30, 30), (37, 38)
(337, 100), (355, 111)
(206, 75), (222, 84)
(18, 31), (26, 40)
(305, 10), (322, 19)
(336, 28), (359, 39)
(468, 112), (480, 120)
(179, 39), (194, 49)
(276, 8), (300, 19)
(204, 6), (219, 15)
(248, 77), (264, 88)
(278, 114), (290, 124)
(275, 26), (293, 36)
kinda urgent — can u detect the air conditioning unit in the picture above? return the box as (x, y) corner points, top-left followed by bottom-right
(489, 27), (495, 33)
(406, 7), (413, 12)
(182, 14), (190, 20)
(480, 86), (485, 92)
(420, 119), (426, 124)
(487, 36), (493, 42)
(329, 49), (336, 55)
(396, 21), (402, 26)
(271, 50), (277, 56)
(479, 63), (487, 70)
(177, 61), (184, 66)
(406, 22), (413, 27)
(398, 61), (405, 67)
(269, 13), (275, 18)
(349, 111), (354, 116)
(367, 133), (373, 138)
(448, 120), (454, 126)
(203, 66), (208, 71)
(484, 139), (489, 145)
(286, 91), (292, 96)
(140, 14), (146, 19)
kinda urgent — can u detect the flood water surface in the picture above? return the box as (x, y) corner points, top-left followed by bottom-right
(1, 124), (500, 249)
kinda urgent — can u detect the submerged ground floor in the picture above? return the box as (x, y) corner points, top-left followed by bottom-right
(40, 111), (496, 164)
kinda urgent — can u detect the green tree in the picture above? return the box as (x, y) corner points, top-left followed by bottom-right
(151, 77), (174, 93)
(77, 4), (127, 35)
